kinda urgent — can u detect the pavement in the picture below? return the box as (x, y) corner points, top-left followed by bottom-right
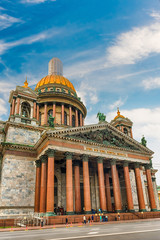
(0, 218), (160, 239)
(0, 217), (160, 232)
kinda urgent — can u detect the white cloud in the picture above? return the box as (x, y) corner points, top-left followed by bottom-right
(76, 82), (99, 106)
(21, 0), (56, 3)
(142, 77), (160, 90)
(0, 28), (62, 55)
(117, 67), (160, 80)
(106, 22), (160, 66)
(0, 13), (22, 31)
(64, 56), (106, 79)
(109, 97), (127, 110)
(149, 10), (160, 21)
(0, 98), (8, 116)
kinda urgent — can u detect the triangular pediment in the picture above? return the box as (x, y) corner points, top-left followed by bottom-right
(52, 122), (153, 155)
(16, 86), (38, 97)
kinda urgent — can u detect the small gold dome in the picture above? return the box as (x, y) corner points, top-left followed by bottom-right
(35, 75), (76, 92)
(114, 108), (125, 120)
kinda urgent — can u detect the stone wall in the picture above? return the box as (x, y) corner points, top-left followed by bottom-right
(0, 154), (36, 215)
(5, 126), (41, 145)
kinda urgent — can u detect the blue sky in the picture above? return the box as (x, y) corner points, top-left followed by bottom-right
(1, 0), (160, 183)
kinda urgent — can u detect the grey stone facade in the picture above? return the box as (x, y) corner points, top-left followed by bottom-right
(0, 155), (36, 216)
(6, 126), (41, 145)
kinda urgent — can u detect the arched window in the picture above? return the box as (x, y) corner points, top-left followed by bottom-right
(72, 115), (75, 127)
(64, 111), (67, 125)
(124, 128), (128, 135)
(21, 102), (31, 118)
(48, 109), (53, 120)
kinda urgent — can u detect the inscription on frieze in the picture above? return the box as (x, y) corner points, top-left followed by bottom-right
(85, 146), (127, 157)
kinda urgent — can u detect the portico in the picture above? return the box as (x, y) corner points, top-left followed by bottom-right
(34, 123), (157, 215)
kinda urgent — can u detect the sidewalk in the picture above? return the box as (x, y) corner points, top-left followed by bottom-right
(0, 217), (160, 232)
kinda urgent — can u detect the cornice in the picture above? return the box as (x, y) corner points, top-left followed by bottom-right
(4, 121), (45, 133)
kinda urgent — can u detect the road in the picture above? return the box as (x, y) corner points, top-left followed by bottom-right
(1, 220), (160, 240)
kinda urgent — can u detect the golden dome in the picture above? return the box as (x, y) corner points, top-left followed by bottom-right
(114, 108), (125, 120)
(35, 75), (76, 92)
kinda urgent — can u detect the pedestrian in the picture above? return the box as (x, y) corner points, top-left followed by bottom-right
(105, 215), (108, 222)
(41, 217), (44, 227)
(91, 215), (94, 223)
(118, 213), (120, 221)
(65, 217), (68, 226)
(100, 215), (102, 222)
(88, 216), (91, 223)
(83, 215), (86, 224)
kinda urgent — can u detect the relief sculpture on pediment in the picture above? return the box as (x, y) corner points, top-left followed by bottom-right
(66, 128), (139, 151)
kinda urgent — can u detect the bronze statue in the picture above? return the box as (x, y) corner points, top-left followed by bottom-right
(97, 112), (106, 122)
(141, 136), (147, 147)
(48, 115), (55, 128)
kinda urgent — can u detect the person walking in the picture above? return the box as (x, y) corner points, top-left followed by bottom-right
(83, 215), (86, 224)
(65, 217), (68, 226)
(100, 215), (102, 222)
(41, 217), (44, 227)
(88, 216), (91, 223)
(91, 215), (94, 223)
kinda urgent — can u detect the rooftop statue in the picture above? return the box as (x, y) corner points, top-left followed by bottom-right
(141, 136), (147, 147)
(97, 112), (106, 122)
(48, 115), (55, 128)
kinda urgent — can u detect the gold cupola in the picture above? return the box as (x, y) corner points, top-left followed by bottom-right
(35, 58), (87, 128)
(35, 58), (76, 92)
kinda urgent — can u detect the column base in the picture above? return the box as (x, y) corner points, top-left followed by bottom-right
(115, 210), (123, 213)
(84, 211), (92, 214)
(151, 209), (157, 212)
(66, 211), (75, 215)
(102, 210), (108, 213)
(46, 212), (56, 216)
(128, 209), (135, 213)
(139, 209), (147, 212)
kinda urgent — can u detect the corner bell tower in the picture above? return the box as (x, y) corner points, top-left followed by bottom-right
(110, 108), (133, 138)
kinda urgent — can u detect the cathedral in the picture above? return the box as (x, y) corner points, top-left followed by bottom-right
(0, 58), (159, 218)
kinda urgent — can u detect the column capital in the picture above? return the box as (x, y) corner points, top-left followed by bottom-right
(134, 162), (140, 169)
(65, 152), (72, 160)
(35, 160), (41, 168)
(13, 96), (16, 100)
(17, 95), (21, 99)
(82, 154), (88, 162)
(46, 148), (55, 157)
(40, 155), (48, 163)
(144, 164), (151, 170)
(33, 100), (37, 103)
(97, 157), (103, 163)
(110, 159), (116, 166)
(123, 161), (129, 167)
